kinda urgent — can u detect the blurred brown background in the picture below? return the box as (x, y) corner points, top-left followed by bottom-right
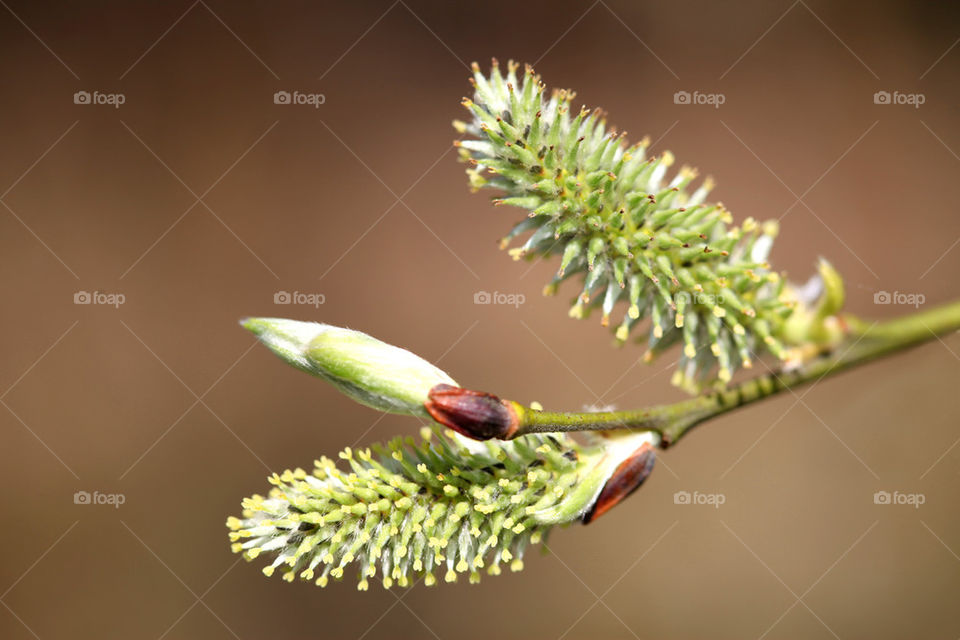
(1, 1), (958, 638)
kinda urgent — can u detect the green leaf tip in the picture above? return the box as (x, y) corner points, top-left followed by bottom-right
(228, 426), (658, 589)
(242, 317), (457, 417)
(456, 60), (846, 391)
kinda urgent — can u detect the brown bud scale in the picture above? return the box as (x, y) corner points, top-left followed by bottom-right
(424, 384), (519, 441)
(582, 442), (656, 524)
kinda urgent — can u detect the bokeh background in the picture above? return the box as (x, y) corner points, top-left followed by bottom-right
(1, 1), (958, 638)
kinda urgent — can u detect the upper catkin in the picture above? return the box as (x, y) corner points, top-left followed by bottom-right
(455, 60), (799, 390)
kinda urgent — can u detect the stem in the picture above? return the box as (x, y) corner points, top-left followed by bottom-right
(510, 299), (960, 447)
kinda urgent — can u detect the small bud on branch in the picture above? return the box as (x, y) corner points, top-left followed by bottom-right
(424, 384), (520, 440)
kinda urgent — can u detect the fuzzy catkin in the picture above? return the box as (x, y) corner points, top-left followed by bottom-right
(455, 60), (797, 390)
(228, 427), (618, 589)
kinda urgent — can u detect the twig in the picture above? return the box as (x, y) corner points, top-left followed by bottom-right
(497, 299), (960, 446)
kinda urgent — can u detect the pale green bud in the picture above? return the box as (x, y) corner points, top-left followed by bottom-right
(814, 257), (845, 320)
(241, 318), (456, 417)
(781, 258), (847, 351)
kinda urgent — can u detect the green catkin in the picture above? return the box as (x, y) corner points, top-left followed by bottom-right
(228, 427), (627, 589)
(455, 60), (799, 391)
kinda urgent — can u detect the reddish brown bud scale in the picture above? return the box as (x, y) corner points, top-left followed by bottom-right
(582, 442), (656, 524)
(424, 384), (520, 441)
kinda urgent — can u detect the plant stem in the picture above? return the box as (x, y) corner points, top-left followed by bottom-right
(509, 299), (960, 447)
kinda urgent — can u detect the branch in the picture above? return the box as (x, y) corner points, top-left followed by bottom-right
(428, 299), (960, 447)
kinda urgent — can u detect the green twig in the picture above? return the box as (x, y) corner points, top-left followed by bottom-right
(507, 299), (960, 447)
